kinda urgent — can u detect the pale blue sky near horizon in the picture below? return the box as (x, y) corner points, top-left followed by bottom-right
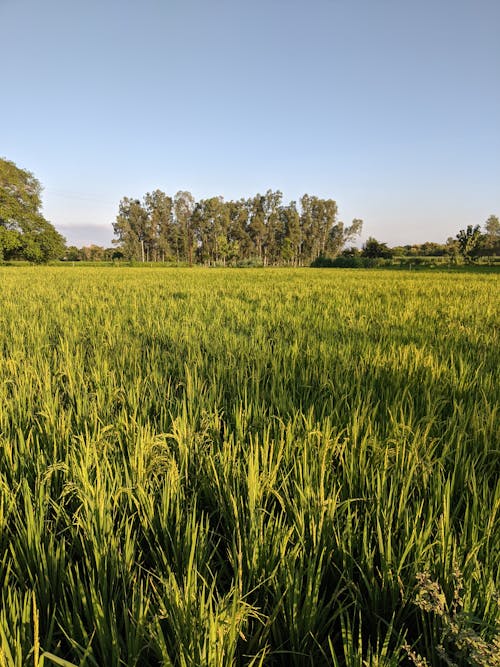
(1, 0), (499, 248)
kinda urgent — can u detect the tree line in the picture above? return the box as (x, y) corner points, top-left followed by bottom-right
(336, 218), (500, 262)
(67, 219), (500, 266)
(311, 220), (500, 267)
(112, 190), (363, 266)
(1, 157), (499, 265)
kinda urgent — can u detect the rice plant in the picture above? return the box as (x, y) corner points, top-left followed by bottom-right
(0, 266), (498, 665)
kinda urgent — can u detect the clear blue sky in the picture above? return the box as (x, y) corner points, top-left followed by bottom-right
(1, 0), (499, 247)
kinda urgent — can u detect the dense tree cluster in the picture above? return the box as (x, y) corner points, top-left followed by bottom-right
(112, 189), (363, 265)
(0, 158), (66, 262)
(65, 245), (121, 262)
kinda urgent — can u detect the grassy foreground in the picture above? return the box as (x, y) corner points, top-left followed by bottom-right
(0, 267), (498, 666)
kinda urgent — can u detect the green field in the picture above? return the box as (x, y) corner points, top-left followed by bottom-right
(0, 267), (498, 666)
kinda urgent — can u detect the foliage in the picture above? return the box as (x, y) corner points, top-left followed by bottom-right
(112, 189), (362, 265)
(456, 225), (482, 262)
(392, 243), (448, 257)
(480, 215), (500, 256)
(362, 237), (394, 259)
(0, 267), (498, 665)
(312, 255), (374, 267)
(0, 158), (66, 262)
(484, 214), (500, 237)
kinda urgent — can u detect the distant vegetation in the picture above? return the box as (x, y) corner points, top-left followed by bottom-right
(2, 157), (499, 267)
(109, 190), (499, 267)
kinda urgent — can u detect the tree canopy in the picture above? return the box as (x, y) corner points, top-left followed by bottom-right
(113, 189), (363, 265)
(361, 237), (392, 259)
(483, 215), (500, 254)
(0, 158), (66, 262)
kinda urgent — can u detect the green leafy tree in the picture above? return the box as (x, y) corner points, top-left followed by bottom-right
(261, 189), (283, 265)
(80, 244), (105, 261)
(193, 197), (229, 265)
(342, 246), (361, 257)
(111, 188), (364, 267)
(419, 241), (447, 256)
(445, 237), (460, 263)
(280, 202), (301, 265)
(326, 218), (363, 257)
(174, 191), (195, 265)
(65, 245), (82, 261)
(0, 227), (21, 260)
(0, 157), (65, 262)
(300, 195), (356, 262)
(143, 190), (174, 261)
(482, 214), (500, 255)
(248, 194), (267, 263)
(227, 199), (251, 259)
(485, 214), (500, 239)
(300, 194), (334, 261)
(361, 237), (393, 259)
(21, 218), (66, 262)
(112, 197), (149, 261)
(456, 225), (481, 262)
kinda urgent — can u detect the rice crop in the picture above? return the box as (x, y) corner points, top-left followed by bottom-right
(0, 266), (498, 666)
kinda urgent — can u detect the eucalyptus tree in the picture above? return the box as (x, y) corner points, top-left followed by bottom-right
(227, 199), (251, 259)
(280, 201), (301, 265)
(143, 190), (174, 262)
(192, 196), (229, 265)
(326, 218), (363, 257)
(174, 191), (195, 264)
(112, 197), (149, 261)
(248, 194), (266, 263)
(261, 189), (283, 265)
(483, 214), (500, 253)
(111, 188), (363, 266)
(300, 195), (339, 261)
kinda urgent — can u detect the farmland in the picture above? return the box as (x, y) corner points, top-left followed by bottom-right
(0, 267), (498, 666)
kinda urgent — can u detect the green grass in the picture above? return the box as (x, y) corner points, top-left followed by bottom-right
(0, 267), (498, 666)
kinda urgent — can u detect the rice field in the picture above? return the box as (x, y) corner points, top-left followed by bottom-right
(0, 266), (498, 666)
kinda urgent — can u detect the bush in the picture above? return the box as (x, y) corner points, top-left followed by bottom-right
(310, 255), (390, 268)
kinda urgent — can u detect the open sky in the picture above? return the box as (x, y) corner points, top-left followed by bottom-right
(1, 0), (499, 248)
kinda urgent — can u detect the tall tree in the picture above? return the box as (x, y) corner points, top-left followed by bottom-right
(483, 214), (500, 253)
(144, 190), (174, 261)
(112, 197), (149, 261)
(111, 188), (364, 266)
(299, 194), (314, 262)
(248, 194), (266, 263)
(300, 195), (339, 261)
(326, 218), (363, 257)
(280, 201), (301, 265)
(0, 157), (65, 261)
(174, 191), (195, 264)
(227, 199), (251, 260)
(193, 196), (229, 264)
(261, 189), (283, 265)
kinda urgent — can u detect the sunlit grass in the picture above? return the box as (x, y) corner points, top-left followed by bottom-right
(0, 267), (498, 665)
